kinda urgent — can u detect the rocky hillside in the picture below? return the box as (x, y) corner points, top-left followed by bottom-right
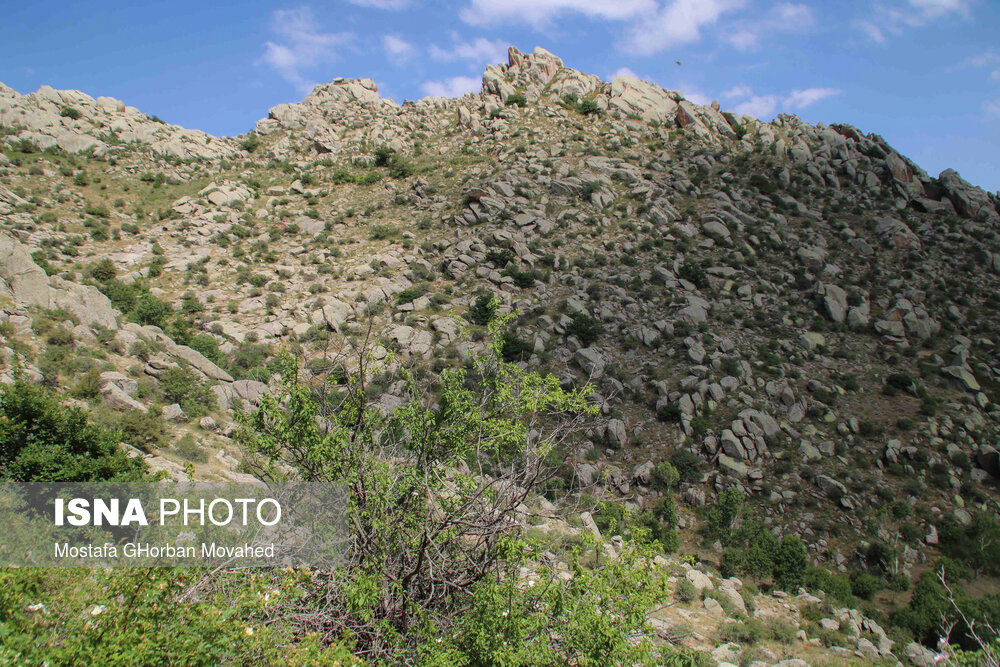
(2, 46), (999, 664)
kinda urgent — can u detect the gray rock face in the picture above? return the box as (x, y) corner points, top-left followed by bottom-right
(606, 418), (627, 447)
(874, 216), (920, 249)
(608, 76), (678, 123)
(162, 403), (186, 422)
(0, 233), (118, 328)
(939, 168), (1000, 223)
(0, 83), (235, 159)
(101, 382), (147, 413)
(819, 283), (848, 323)
(903, 642), (937, 667)
(575, 347), (605, 378)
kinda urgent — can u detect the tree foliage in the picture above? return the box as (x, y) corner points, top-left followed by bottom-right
(0, 380), (146, 481)
(235, 315), (600, 659)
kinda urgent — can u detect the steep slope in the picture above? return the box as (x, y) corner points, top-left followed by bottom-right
(1, 45), (999, 664)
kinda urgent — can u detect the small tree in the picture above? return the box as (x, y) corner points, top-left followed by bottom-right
(0, 380), (146, 481)
(773, 535), (808, 590)
(235, 316), (596, 659)
(706, 487), (744, 544)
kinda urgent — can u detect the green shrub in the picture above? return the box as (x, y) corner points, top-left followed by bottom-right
(232, 317), (614, 661)
(174, 433), (207, 463)
(803, 567), (854, 603)
(239, 134), (261, 153)
(566, 312), (603, 346)
(678, 259), (707, 287)
(189, 334), (222, 365)
(577, 99), (601, 115)
(671, 450), (703, 483)
(116, 409), (166, 451)
(71, 368), (103, 400)
(60, 106), (81, 120)
(129, 293), (172, 327)
(676, 578), (698, 603)
(396, 283), (429, 305)
(773, 535), (808, 590)
(373, 146), (414, 179)
(88, 258), (117, 281)
(505, 92), (527, 107)
(657, 403), (683, 422)
(850, 571), (882, 600)
(467, 293), (498, 325)
(706, 487), (744, 543)
(158, 367), (216, 418)
(0, 381), (146, 481)
(653, 461), (680, 490)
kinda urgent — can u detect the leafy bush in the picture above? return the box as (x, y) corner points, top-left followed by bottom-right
(71, 368), (102, 399)
(653, 461), (680, 490)
(0, 568), (361, 666)
(373, 146), (414, 179)
(88, 258), (117, 281)
(671, 450), (703, 483)
(129, 292), (172, 327)
(0, 381), (146, 481)
(676, 578), (698, 602)
(116, 409), (166, 451)
(396, 283), (429, 305)
(189, 333), (222, 365)
(773, 535), (808, 590)
(678, 258), (707, 287)
(235, 316), (599, 661)
(60, 106), (81, 120)
(239, 134), (261, 153)
(157, 366), (216, 418)
(505, 92), (527, 107)
(467, 292), (499, 326)
(706, 487), (744, 543)
(892, 567), (1000, 650)
(577, 99), (601, 115)
(803, 566), (854, 604)
(566, 312), (603, 346)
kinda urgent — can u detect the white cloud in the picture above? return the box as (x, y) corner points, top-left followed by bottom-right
(855, 20), (886, 43)
(383, 35), (415, 64)
(622, 0), (744, 56)
(460, 0), (656, 29)
(347, 0), (411, 8)
(611, 67), (640, 79)
(785, 87), (842, 109)
(734, 95), (779, 118)
(421, 76), (481, 98)
(723, 84), (840, 118)
(684, 90), (712, 106)
(949, 50), (1000, 82)
(722, 83), (753, 98)
(259, 8), (353, 92)
(429, 37), (510, 68)
(909, 0), (970, 18)
(859, 0), (971, 42)
(722, 2), (814, 52)
(984, 99), (1000, 117)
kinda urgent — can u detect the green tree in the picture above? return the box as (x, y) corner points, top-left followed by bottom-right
(706, 487), (744, 544)
(0, 380), (146, 481)
(235, 315), (597, 660)
(129, 292), (172, 327)
(773, 535), (808, 590)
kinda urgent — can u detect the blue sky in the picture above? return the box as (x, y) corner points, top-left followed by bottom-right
(2, 0), (997, 191)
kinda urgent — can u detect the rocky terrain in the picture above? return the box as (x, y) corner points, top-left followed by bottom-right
(2, 46), (999, 664)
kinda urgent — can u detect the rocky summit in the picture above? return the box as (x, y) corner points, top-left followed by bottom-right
(2, 46), (999, 665)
